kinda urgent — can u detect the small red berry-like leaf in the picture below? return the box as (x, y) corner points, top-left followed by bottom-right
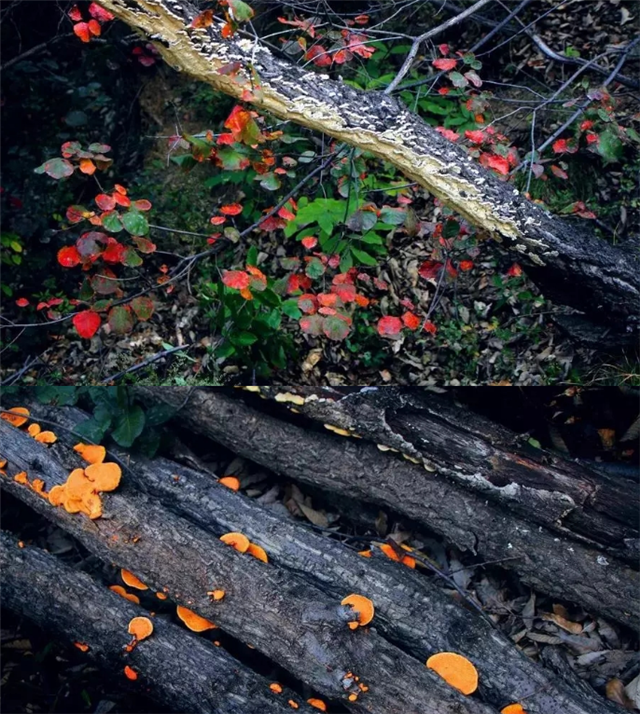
(423, 321), (437, 335)
(298, 294), (317, 314)
(402, 312), (421, 330)
(114, 184), (127, 195)
(305, 45), (332, 67)
(210, 216), (227, 225)
(464, 130), (485, 144)
(435, 127), (460, 142)
(438, 43), (449, 55)
(418, 260), (443, 281)
(58, 245), (82, 268)
(101, 238), (126, 264)
(113, 192), (131, 207)
(354, 14), (369, 25)
(552, 139), (569, 153)
(68, 4), (83, 21)
(459, 260), (474, 271)
(506, 263), (523, 277)
(432, 58), (456, 71)
(299, 314), (323, 335)
(131, 296), (154, 321)
(133, 199), (152, 211)
(73, 310), (101, 339)
(191, 9), (214, 27)
(301, 236), (317, 249)
(222, 270), (251, 290)
(79, 159), (96, 175)
(88, 2), (114, 22)
(550, 165), (568, 180)
(377, 315), (403, 337)
(331, 283), (356, 303)
(95, 193), (116, 211)
(219, 203), (243, 216)
(484, 154), (510, 176)
(66, 205), (87, 224)
(15, 298), (29, 307)
(87, 19), (101, 36)
(73, 22), (92, 42)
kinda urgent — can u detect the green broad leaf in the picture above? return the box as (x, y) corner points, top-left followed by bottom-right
(282, 298), (302, 319)
(73, 417), (109, 444)
(34, 386), (79, 406)
(318, 214), (334, 235)
(443, 219), (460, 239)
(305, 257), (326, 279)
(340, 251), (353, 272)
(87, 142), (111, 154)
(145, 404), (176, 426)
(378, 206), (407, 225)
(122, 247), (143, 267)
(418, 100), (450, 116)
(360, 231), (384, 245)
(101, 211), (123, 233)
(216, 341), (236, 360)
(298, 150), (316, 163)
(111, 404), (145, 448)
(229, 0), (255, 23)
(231, 330), (259, 346)
(322, 315), (350, 341)
(171, 154), (197, 170)
(528, 437), (542, 449)
(350, 247), (378, 266)
(597, 129), (623, 163)
(35, 157), (74, 179)
(108, 305), (134, 334)
(448, 71), (469, 88)
(131, 296), (154, 321)
(247, 245), (258, 266)
(121, 210), (149, 236)
(259, 172), (281, 191)
(135, 427), (161, 457)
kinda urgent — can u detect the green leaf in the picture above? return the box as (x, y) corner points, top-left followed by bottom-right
(73, 416), (110, 444)
(131, 296), (154, 321)
(101, 211), (123, 233)
(121, 210), (149, 236)
(112, 404), (146, 447)
(448, 71), (469, 88)
(231, 331), (259, 346)
(34, 386), (79, 406)
(247, 245), (258, 266)
(597, 129), (623, 163)
(282, 298), (302, 319)
(122, 247), (143, 267)
(318, 214), (334, 235)
(228, 0), (255, 23)
(108, 305), (134, 334)
(305, 257), (325, 279)
(350, 247), (378, 266)
(35, 158), (74, 179)
(443, 220), (460, 239)
(259, 172), (281, 191)
(145, 404), (176, 426)
(322, 315), (350, 341)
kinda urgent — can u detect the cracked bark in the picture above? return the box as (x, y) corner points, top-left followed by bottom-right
(134, 387), (640, 630)
(0, 420), (497, 714)
(97, 0), (640, 334)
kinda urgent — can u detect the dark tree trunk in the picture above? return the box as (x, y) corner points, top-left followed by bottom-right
(0, 420), (498, 714)
(0, 532), (298, 714)
(133, 387), (640, 630)
(97, 0), (640, 335)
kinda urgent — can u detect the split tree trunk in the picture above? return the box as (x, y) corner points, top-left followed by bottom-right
(99, 0), (640, 334)
(0, 402), (627, 714)
(134, 387), (640, 630)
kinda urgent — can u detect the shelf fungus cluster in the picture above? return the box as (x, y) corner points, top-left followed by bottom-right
(220, 531), (268, 562)
(341, 593), (374, 630)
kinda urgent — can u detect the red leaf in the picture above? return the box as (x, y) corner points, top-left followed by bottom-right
(87, 19), (101, 36)
(580, 120), (594, 131)
(299, 314), (323, 335)
(435, 127), (460, 142)
(95, 193), (116, 211)
(402, 311), (420, 330)
(57, 245), (82, 268)
(418, 260), (443, 281)
(219, 203), (243, 216)
(287, 273), (311, 293)
(552, 138), (569, 153)
(377, 315), (403, 337)
(331, 283), (356, 303)
(297, 294), (317, 314)
(464, 129), (485, 143)
(68, 4), (83, 21)
(66, 205), (87, 224)
(277, 206), (296, 221)
(551, 165), (568, 179)
(73, 310), (101, 339)
(433, 58), (457, 71)
(506, 263), (523, 277)
(301, 236), (317, 249)
(484, 154), (510, 175)
(423, 321), (437, 335)
(113, 192), (131, 207)
(88, 2), (114, 22)
(73, 22), (91, 42)
(114, 184), (127, 195)
(305, 45), (332, 67)
(354, 14), (369, 25)
(15, 298), (29, 307)
(459, 260), (474, 271)
(102, 238), (125, 264)
(222, 270), (250, 290)
(191, 9), (214, 28)
(79, 159), (96, 175)
(133, 199), (152, 211)
(438, 44), (449, 55)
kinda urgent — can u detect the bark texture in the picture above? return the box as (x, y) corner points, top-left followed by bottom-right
(0, 420), (497, 714)
(15, 399), (625, 714)
(134, 387), (640, 630)
(251, 386), (639, 562)
(0, 532), (299, 714)
(97, 0), (640, 333)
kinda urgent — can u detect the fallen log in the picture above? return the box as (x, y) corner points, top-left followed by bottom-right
(97, 0), (640, 334)
(0, 420), (498, 714)
(134, 387), (640, 630)
(17, 398), (622, 714)
(0, 531), (301, 714)
(247, 386), (639, 562)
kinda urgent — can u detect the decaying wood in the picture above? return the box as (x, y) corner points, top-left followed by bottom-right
(250, 386), (639, 562)
(0, 531), (298, 714)
(134, 387), (640, 630)
(16, 399), (623, 714)
(0, 420), (498, 714)
(97, 0), (640, 333)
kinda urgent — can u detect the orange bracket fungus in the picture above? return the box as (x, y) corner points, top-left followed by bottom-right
(219, 532), (250, 553)
(270, 683), (283, 694)
(307, 698), (327, 711)
(74, 642), (90, 652)
(123, 665), (138, 681)
(121, 569), (149, 591)
(34, 431), (57, 444)
(501, 705), (527, 714)
(73, 442), (107, 464)
(379, 542), (416, 568)
(219, 476), (240, 491)
(341, 594), (374, 629)
(128, 616), (154, 641)
(288, 701), (299, 710)
(207, 589), (226, 601)
(109, 585), (141, 605)
(176, 605), (217, 632)
(27, 424), (41, 437)
(14, 472), (28, 485)
(84, 461), (121, 491)
(156, 591), (168, 600)
(1, 407), (30, 427)
(426, 652), (479, 695)
(247, 543), (268, 563)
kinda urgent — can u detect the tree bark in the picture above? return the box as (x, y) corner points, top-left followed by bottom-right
(0, 420), (498, 714)
(97, 0), (640, 334)
(0, 531), (300, 714)
(249, 386), (639, 562)
(13, 398), (626, 714)
(133, 387), (640, 630)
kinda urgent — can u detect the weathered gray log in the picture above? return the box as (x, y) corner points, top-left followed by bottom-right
(134, 387), (640, 630)
(0, 531), (301, 714)
(96, 0), (640, 334)
(17, 398), (623, 714)
(0, 420), (498, 714)
(247, 386), (639, 562)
